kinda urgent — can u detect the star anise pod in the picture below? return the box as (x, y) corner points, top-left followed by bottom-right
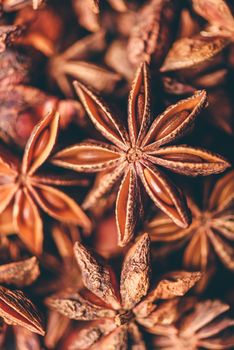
(0, 256), (39, 287)
(0, 109), (91, 254)
(0, 286), (44, 336)
(145, 170), (234, 273)
(15, 8), (122, 98)
(153, 298), (234, 349)
(52, 62), (230, 247)
(47, 31), (121, 98)
(0, 256), (44, 338)
(192, 0), (234, 38)
(160, 34), (230, 73)
(160, 29), (233, 133)
(46, 233), (201, 350)
(127, 0), (181, 68)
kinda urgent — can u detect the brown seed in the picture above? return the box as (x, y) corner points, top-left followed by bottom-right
(32, 129), (50, 159)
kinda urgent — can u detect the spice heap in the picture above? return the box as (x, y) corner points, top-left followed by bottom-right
(0, 0), (233, 349)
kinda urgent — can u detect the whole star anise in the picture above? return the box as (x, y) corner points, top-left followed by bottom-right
(145, 170), (234, 272)
(47, 31), (121, 98)
(153, 298), (234, 349)
(52, 62), (230, 246)
(46, 233), (201, 350)
(0, 109), (91, 254)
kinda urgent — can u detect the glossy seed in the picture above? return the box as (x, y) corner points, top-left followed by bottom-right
(22, 198), (34, 227)
(32, 129), (50, 160)
(59, 148), (120, 165)
(41, 190), (67, 211)
(144, 168), (174, 206)
(159, 153), (205, 163)
(155, 111), (190, 140)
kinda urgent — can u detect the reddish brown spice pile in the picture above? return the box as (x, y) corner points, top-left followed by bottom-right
(0, 0), (233, 349)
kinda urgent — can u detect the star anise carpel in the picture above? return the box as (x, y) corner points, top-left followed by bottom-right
(0, 109), (91, 255)
(46, 233), (201, 350)
(52, 62), (230, 247)
(0, 256), (44, 337)
(145, 170), (234, 273)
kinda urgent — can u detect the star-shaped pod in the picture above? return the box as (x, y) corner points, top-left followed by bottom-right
(47, 234), (201, 350)
(52, 62), (230, 246)
(146, 170), (234, 272)
(153, 298), (234, 349)
(0, 110), (91, 254)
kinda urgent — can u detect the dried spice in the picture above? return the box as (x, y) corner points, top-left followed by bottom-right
(0, 110), (91, 254)
(47, 234), (201, 349)
(47, 31), (121, 98)
(153, 298), (234, 349)
(0, 286), (44, 335)
(127, 0), (180, 67)
(145, 170), (234, 274)
(52, 62), (230, 246)
(0, 1), (233, 349)
(0, 256), (44, 344)
(0, 256), (39, 287)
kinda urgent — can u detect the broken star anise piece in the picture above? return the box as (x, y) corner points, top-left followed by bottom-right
(52, 62), (230, 247)
(145, 170), (234, 273)
(153, 298), (234, 349)
(46, 233), (201, 350)
(0, 109), (91, 255)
